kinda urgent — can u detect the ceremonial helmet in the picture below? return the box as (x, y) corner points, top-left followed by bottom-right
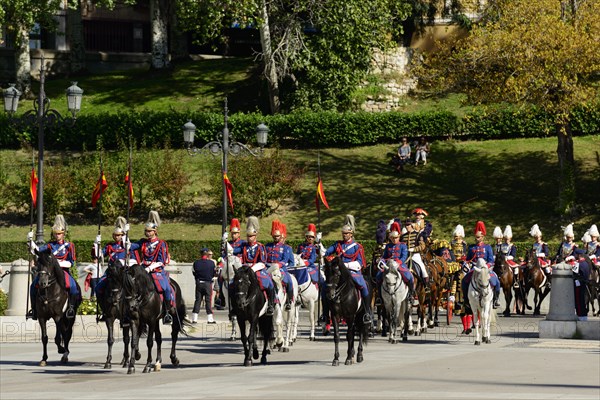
(563, 223), (574, 239)
(503, 225), (513, 240)
(306, 223), (317, 238)
(389, 221), (401, 238)
(246, 216), (259, 236)
(412, 208), (428, 217)
(529, 224), (542, 238)
(581, 230), (591, 244)
(113, 216), (127, 238)
(145, 210), (161, 231)
(589, 224), (599, 238)
(281, 223), (288, 239)
(474, 221), (486, 236)
(229, 218), (241, 233)
(493, 226), (503, 239)
(271, 220), (282, 237)
(52, 215), (67, 234)
(341, 214), (355, 234)
(452, 224), (465, 238)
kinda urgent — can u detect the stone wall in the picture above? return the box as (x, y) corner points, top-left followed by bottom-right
(360, 47), (418, 112)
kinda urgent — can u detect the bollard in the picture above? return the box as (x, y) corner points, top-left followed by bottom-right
(5, 259), (31, 316)
(545, 262), (578, 321)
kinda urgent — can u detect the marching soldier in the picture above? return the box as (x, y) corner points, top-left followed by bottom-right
(26, 215), (80, 320)
(324, 215), (373, 324)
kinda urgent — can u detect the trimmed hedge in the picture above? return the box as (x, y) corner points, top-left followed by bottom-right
(1, 104), (598, 150)
(0, 240), (561, 264)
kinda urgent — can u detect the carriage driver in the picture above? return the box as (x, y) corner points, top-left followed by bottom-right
(265, 220), (295, 311)
(94, 217), (141, 321)
(324, 214), (373, 325)
(500, 225), (521, 288)
(133, 211), (176, 325)
(26, 215), (81, 320)
(400, 218), (430, 292)
(376, 221), (414, 302)
(463, 221), (501, 309)
(232, 216), (276, 316)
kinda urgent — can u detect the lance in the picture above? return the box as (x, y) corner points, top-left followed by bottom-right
(316, 151), (322, 325)
(25, 151), (35, 319)
(94, 156), (104, 321)
(125, 144), (133, 268)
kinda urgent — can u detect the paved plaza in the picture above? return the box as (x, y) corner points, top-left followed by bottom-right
(1, 306), (599, 400)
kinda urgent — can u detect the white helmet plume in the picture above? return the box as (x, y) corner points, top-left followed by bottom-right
(145, 210), (161, 230)
(452, 224), (465, 238)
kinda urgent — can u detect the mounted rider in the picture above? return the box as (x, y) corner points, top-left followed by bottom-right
(412, 208), (433, 237)
(220, 218), (245, 294)
(324, 214), (373, 325)
(499, 225), (521, 288)
(95, 216), (140, 321)
(554, 223), (578, 267)
(134, 211), (176, 324)
(583, 224), (600, 267)
(295, 223), (320, 285)
(26, 215), (81, 320)
(232, 216), (276, 316)
(265, 220), (295, 311)
(376, 221), (413, 303)
(400, 217), (430, 292)
(529, 224), (552, 280)
(493, 226), (503, 255)
(463, 221), (501, 310)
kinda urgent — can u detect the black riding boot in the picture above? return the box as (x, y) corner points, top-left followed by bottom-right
(266, 287), (275, 316)
(284, 286), (294, 311)
(363, 301), (373, 325)
(66, 293), (78, 319)
(493, 291), (501, 309)
(27, 291), (37, 320)
(375, 283), (383, 306)
(163, 300), (173, 325)
(424, 276), (431, 294)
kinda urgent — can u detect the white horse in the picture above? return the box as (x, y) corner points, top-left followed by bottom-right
(290, 254), (320, 341)
(381, 260), (410, 344)
(220, 254), (243, 340)
(467, 260), (496, 345)
(267, 263), (298, 352)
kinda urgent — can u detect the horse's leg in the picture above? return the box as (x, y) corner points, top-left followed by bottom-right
(104, 318), (114, 369)
(170, 317), (180, 367)
(239, 318), (251, 367)
(143, 324), (155, 373)
(474, 310), (481, 345)
(54, 317), (65, 354)
(154, 321), (163, 371)
(503, 285), (512, 317)
(332, 316), (340, 366)
(39, 319), (49, 367)
(345, 319), (355, 365)
(251, 319), (259, 361)
(121, 325), (130, 368)
(533, 287), (541, 316)
(127, 322), (138, 374)
(60, 318), (74, 364)
(538, 286), (551, 314)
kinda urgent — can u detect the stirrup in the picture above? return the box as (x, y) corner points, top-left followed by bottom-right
(97, 314), (107, 322)
(363, 313), (372, 324)
(284, 302), (292, 311)
(375, 297), (382, 306)
(66, 306), (76, 319)
(163, 313), (173, 325)
(26, 309), (37, 320)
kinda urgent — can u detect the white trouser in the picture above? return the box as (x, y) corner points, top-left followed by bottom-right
(415, 150), (427, 163)
(410, 253), (428, 279)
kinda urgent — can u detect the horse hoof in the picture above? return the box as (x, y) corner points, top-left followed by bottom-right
(104, 363), (111, 369)
(391, 339), (397, 344)
(154, 362), (161, 372)
(135, 351), (141, 361)
(253, 349), (259, 359)
(60, 355), (69, 364)
(309, 336), (315, 341)
(230, 336), (236, 341)
(127, 367), (135, 374)
(344, 359), (353, 365)
(289, 341), (294, 347)
(422, 328), (428, 333)
(244, 360), (252, 367)
(332, 360), (339, 366)
(171, 356), (180, 367)
(357, 355), (364, 363)
(261, 357), (267, 365)
(143, 367), (150, 373)
(434, 321), (439, 327)
(39, 360), (47, 367)
(482, 336), (488, 343)
(282, 347), (289, 353)
(402, 336), (408, 342)
(475, 341), (481, 346)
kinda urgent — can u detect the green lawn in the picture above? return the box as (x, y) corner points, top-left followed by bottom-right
(1, 136), (598, 244)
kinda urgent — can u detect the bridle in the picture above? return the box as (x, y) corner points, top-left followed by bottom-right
(471, 268), (491, 307)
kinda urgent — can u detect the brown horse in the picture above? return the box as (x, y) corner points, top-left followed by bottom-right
(423, 246), (449, 327)
(493, 253), (525, 316)
(523, 249), (551, 315)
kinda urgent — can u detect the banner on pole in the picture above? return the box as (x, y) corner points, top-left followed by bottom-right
(91, 172), (108, 208)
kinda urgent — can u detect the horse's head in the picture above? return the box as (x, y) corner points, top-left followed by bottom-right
(36, 251), (64, 290)
(233, 266), (257, 309)
(524, 249), (539, 270)
(266, 263), (282, 282)
(324, 255), (343, 301)
(384, 260), (401, 286)
(473, 259), (490, 284)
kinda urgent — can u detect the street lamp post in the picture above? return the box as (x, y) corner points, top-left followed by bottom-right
(182, 97), (269, 236)
(3, 54), (83, 243)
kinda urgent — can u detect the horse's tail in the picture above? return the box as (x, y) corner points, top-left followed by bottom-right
(171, 279), (191, 337)
(259, 314), (274, 343)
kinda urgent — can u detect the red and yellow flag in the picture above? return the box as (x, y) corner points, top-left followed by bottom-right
(315, 176), (330, 211)
(125, 170), (134, 210)
(224, 172), (234, 211)
(30, 167), (38, 207)
(91, 172), (108, 208)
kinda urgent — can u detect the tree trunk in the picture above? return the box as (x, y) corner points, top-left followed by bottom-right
(556, 121), (576, 218)
(15, 25), (31, 97)
(258, 0), (280, 114)
(67, 3), (86, 74)
(150, 0), (170, 69)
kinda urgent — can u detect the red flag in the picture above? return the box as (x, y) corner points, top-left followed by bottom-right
(30, 168), (38, 207)
(91, 172), (108, 208)
(125, 170), (134, 210)
(224, 172), (233, 211)
(315, 176), (330, 211)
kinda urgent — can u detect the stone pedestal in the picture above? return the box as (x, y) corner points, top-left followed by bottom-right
(5, 259), (31, 316)
(545, 262), (578, 321)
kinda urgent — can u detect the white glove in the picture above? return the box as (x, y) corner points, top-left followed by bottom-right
(316, 232), (322, 242)
(590, 255), (597, 260)
(124, 223), (130, 233)
(222, 232), (229, 242)
(145, 266), (151, 273)
(448, 295), (455, 303)
(95, 234), (102, 244)
(408, 247), (415, 252)
(27, 231), (33, 241)
(537, 253), (545, 258)
(565, 255), (575, 262)
(506, 256), (513, 260)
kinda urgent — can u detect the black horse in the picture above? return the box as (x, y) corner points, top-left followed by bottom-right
(96, 261), (133, 369)
(120, 264), (188, 374)
(323, 255), (369, 366)
(231, 265), (274, 367)
(34, 251), (81, 366)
